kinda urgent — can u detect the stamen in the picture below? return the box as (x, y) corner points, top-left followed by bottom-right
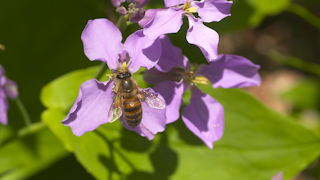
(184, 63), (209, 85)
(182, 1), (197, 14)
(121, 62), (127, 71)
(193, 76), (209, 85)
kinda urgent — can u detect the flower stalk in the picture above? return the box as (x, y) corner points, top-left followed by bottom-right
(15, 97), (32, 127)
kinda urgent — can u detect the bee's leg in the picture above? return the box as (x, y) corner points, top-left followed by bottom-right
(137, 93), (145, 101)
(115, 96), (121, 108)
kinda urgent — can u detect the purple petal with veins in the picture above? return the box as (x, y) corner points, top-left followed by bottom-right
(194, 0), (232, 23)
(62, 79), (114, 136)
(143, 8), (184, 40)
(182, 87), (224, 149)
(153, 80), (188, 124)
(186, 16), (219, 62)
(197, 54), (261, 88)
(164, 0), (185, 7)
(124, 30), (162, 73)
(81, 19), (123, 70)
(156, 35), (191, 72)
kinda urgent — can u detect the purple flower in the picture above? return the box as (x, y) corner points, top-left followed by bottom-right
(112, 0), (150, 8)
(62, 18), (166, 140)
(0, 65), (18, 125)
(271, 172), (283, 180)
(144, 36), (261, 148)
(141, 0), (233, 62)
(113, 0), (150, 22)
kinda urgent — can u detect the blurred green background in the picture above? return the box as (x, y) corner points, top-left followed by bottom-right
(1, 0), (320, 179)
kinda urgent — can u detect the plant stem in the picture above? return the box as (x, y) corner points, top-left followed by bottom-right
(268, 50), (320, 76)
(286, 3), (320, 30)
(15, 97), (32, 127)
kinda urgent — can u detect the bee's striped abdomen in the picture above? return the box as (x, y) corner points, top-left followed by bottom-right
(123, 96), (142, 127)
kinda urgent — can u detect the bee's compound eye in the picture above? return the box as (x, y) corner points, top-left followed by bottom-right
(117, 74), (124, 79)
(125, 72), (131, 78)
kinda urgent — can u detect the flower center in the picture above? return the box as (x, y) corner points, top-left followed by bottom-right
(182, 1), (198, 14)
(184, 64), (209, 86)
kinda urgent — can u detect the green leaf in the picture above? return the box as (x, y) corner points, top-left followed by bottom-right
(40, 66), (100, 111)
(42, 109), (154, 180)
(0, 127), (68, 180)
(191, 84), (320, 179)
(0, 125), (14, 146)
(281, 78), (320, 110)
(41, 67), (320, 179)
(210, 0), (292, 33)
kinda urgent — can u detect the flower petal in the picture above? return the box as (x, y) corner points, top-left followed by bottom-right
(0, 65), (4, 75)
(143, 66), (185, 84)
(138, 9), (164, 28)
(0, 89), (8, 125)
(111, 0), (125, 7)
(153, 80), (187, 124)
(271, 172), (284, 180)
(143, 8), (184, 40)
(3, 79), (18, 100)
(194, 0), (232, 23)
(156, 35), (191, 72)
(62, 79), (114, 136)
(81, 18), (123, 70)
(164, 0), (185, 7)
(135, 0), (150, 8)
(197, 54), (261, 88)
(182, 87), (224, 149)
(186, 17), (219, 62)
(124, 30), (162, 73)
(119, 88), (166, 140)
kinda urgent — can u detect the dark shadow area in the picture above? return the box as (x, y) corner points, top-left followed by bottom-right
(119, 126), (152, 152)
(95, 130), (123, 180)
(126, 132), (178, 180)
(28, 154), (95, 180)
(173, 105), (204, 146)
(208, 0), (255, 33)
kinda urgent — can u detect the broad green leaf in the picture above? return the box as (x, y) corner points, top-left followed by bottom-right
(42, 109), (154, 180)
(191, 84), (320, 180)
(0, 125), (13, 146)
(281, 78), (320, 110)
(41, 67), (320, 180)
(0, 127), (68, 180)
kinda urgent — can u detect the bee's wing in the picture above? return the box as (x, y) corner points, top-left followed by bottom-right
(138, 88), (165, 109)
(108, 96), (123, 123)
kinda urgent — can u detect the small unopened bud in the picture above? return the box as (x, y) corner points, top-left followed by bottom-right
(134, 0), (150, 8)
(116, 6), (127, 16)
(129, 8), (145, 23)
(111, 0), (125, 7)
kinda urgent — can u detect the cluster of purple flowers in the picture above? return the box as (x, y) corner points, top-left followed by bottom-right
(62, 0), (261, 149)
(0, 65), (18, 125)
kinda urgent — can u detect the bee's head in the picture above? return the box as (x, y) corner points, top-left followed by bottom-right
(116, 71), (131, 80)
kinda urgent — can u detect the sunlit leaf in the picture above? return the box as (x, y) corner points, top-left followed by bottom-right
(281, 78), (320, 110)
(0, 128), (68, 180)
(40, 66), (100, 111)
(41, 67), (320, 180)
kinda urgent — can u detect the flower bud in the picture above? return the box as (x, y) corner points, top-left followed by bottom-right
(111, 0), (125, 7)
(134, 0), (150, 8)
(116, 6), (127, 16)
(129, 8), (145, 23)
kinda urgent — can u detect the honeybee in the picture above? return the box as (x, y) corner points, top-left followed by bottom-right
(108, 67), (165, 128)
